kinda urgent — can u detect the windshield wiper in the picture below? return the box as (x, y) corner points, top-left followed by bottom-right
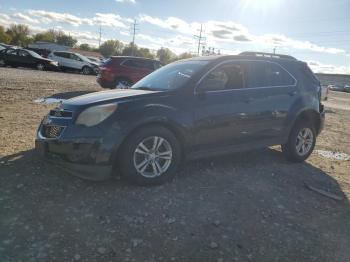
(135, 86), (155, 91)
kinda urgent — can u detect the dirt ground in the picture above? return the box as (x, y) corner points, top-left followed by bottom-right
(0, 67), (350, 262)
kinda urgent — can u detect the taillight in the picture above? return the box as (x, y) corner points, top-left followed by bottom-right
(100, 66), (112, 73)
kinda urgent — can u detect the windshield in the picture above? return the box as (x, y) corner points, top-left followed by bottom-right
(76, 53), (90, 62)
(132, 60), (208, 91)
(27, 50), (43, 59)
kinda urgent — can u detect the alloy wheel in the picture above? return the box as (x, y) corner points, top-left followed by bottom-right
(295, 127), (314, 156)
(37, 63), (44, 70)
(115, 80), (131, 89)
(133, 136), (173, 178)
(82, 67), (91, 75)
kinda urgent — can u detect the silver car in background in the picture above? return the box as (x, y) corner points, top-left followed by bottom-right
(48, 51), (99, 75)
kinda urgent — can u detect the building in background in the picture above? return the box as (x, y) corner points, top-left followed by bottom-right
(28, 41), (101, 59)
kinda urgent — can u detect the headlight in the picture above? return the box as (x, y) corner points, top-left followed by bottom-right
(76, 103), (118, 127)
(50, 61), (58, 66)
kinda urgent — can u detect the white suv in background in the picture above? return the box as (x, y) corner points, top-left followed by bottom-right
(48, 51), (99, 75)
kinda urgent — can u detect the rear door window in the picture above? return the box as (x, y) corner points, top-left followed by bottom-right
(18, 50), (29, 57)
(246, 61), (296, 88)
(123, 59), (153, 70)
(123, 59), (139, 68)
(153, 61), (162, 70)
(9, 50), (18, 55)
(54, 52), (70, 58)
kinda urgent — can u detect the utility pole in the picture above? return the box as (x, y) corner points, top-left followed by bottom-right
(131, 19), (138, 56)
(273, 46), (277, 54)
(194, 24), (206, 56)
(98, 25), (102, 48)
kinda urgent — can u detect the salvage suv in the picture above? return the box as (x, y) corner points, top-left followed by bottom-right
(36, 52), (325, 186)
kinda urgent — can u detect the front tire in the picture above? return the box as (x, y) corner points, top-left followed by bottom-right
(282, 121), (316, 162)
(81, 66), (92, 75)
(118, 127), (181, 186)
(0, 59), (6, 67)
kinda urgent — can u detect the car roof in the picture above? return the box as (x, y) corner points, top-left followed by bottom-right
(179, 52), (300, 64)
(110, 56), (160, 62)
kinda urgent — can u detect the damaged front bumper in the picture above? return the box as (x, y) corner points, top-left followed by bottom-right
(35, 109), (119, 181)
(35, 137), (113, 181)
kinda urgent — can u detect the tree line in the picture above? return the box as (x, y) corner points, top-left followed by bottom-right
(0, 24), (194, 64)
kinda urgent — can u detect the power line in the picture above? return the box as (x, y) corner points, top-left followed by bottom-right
(98, 25), (102, 48)
(130, 19), (139, 56)
(194, 24), (206, 56)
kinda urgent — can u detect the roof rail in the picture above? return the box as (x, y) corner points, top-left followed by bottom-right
(239, 51), (297, 60)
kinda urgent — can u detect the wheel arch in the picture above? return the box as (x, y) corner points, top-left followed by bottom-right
(111, 120), (187, 170)
(114, 76), (133, 86)
(291, 109), (321, 135)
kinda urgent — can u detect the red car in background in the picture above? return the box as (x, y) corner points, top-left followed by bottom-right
(97, 56), (162, 89)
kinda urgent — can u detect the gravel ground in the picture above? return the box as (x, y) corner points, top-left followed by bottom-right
(1, 67), (350, 262)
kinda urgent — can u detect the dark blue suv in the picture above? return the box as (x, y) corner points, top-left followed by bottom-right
(36, 52), (325, 185)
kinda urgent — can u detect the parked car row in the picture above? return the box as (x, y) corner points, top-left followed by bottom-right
(0, 45), (101, 75)
(328, 84), (350, 93)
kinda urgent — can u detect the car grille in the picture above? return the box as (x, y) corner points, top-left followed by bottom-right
(41, 125), (65, 139)
(49, 109), (73, 118)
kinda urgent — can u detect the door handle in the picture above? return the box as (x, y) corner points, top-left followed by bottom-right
(289, 90), (297, 96)
(244, 97), (253, 103)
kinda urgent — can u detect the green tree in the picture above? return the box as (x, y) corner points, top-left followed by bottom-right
(177, 52), (194, 60)
(156, 48), (176, 65)
(0, 26), (11, 44)
(137, 48), (155, 59)
(79, 43), (91, 51)
(33, 30), (56, 43)
(121, 43), (134, 56)
(6, 24), (31, 46)
(56, 31), (77, 47)
(100, 40), (124, 57)
(121, 43), (155, 59)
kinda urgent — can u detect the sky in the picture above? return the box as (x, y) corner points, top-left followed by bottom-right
(0, 0), (350, 74)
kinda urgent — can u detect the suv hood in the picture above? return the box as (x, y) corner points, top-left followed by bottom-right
(63, 89), (160, 107)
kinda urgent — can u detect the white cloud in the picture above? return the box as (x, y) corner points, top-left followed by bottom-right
(115, 0), (136, 3)
(308, 60), (350, 75)
(139, 14), (346, 55)
(11, 12), (39, 24)
(8, 10), (129, 29)
(92, 13), (129, 28)
(28, 9), (93, 26)
(259, 34), (345, 55)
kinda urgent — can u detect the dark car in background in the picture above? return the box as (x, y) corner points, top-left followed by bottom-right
(97, 56), (162, 89)
(0, 48), (59, 70)
(36, 52), (325, 186)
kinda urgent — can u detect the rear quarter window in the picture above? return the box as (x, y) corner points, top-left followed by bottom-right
(299, 63), (320, 85)
(246, 61), (296, 88)
(123, 59), (154, 70)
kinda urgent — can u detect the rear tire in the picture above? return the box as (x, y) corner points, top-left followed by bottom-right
(37, 63), (45, 71)
(118, 126), (181, 186)
(282, 121), (316, 162)
(114, 78), (132, 89)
